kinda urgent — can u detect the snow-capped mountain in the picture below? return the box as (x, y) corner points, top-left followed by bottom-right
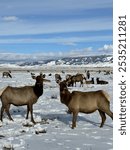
(13, 55), (113, 66)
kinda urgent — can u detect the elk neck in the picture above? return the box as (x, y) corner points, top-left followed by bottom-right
(60, 89), (71, 106)
(33, 82), (43, 98)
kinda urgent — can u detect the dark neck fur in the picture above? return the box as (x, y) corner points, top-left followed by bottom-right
(33, 82), (43, 98)
(60, 89), (71, 106)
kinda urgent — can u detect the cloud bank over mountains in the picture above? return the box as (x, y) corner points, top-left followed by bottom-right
(0, 44), (112, 62)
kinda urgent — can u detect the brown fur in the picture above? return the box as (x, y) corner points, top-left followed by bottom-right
(0, 75), (47, 123)
(66, 74), (86, 87)
(0, 87), (7, 96)
(59, 81), (113, 129)
(96, 78), (108, 84)
(66, 74), (72, 80)
(55, 74), (62, 83)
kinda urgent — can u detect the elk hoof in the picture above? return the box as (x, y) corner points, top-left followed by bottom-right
(71, 124), (76, 129)
(100, 124), (103, 128)
(31, 120), (36, 124)
(9, 118), (14, 121)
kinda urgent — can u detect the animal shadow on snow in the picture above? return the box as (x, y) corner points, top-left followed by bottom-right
(3, 107), (27, 119)
(36, 112), (113, 128)
(5, 109), (112, 128)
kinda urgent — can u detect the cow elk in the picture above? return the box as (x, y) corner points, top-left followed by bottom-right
(59, 81), (113, 129)
(0, 75), (50, 123)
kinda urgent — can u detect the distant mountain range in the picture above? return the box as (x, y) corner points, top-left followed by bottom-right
(15, 55), (113, 66)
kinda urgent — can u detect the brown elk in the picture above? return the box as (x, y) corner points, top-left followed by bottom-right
(2, 71), (12, 78)
(0, 75), (49, 123)
(96, 77), (108, 84)
(66, 74), (72, 80)
(59, 81), (113, 129)
(86, 77), (94, 84)
(55, 74), (62, 83)
(66, 74), (86, 87)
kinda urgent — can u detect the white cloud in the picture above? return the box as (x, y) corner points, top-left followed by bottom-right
(0, 16), (112, 36)
(61, 42), (77, 46)
(98, 44), (113, 51)
(83, 47), (93, 52)
(0, 0), (112, 37)
(98, 44), (113, 54)
(2, 16), (18, 22)
(0, 35), (112, 44)
(0, 44), (112, 61)
(60, 47), (93, 57)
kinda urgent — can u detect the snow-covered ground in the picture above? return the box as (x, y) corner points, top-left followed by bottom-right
(0, 67), (113, 150)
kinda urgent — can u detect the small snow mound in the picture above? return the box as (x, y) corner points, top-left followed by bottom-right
(3, 143), (14, 150)
(22, 120), (34, 127)
(35, 128), (47, 134)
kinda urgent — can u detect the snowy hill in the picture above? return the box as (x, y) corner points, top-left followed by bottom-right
(0, 55), (112, 67)
(55, 55), (113, 65)
(0, 55), (113, 71)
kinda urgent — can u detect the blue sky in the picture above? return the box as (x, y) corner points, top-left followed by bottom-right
(0, 0), (113, 59)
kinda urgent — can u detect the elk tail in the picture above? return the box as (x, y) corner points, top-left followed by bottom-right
(102, 90), (110, 102)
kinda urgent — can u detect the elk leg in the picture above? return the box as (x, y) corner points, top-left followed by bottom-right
(29, 104), (36, 124)
(5, 104), (13, 121)
(72, 111), (78, 129)
(67, 109), (72, 114)
(26, 105), (30, 119)
(81, 81), (83, 87)
(98, 110), (106, 127)
(0, 106), (5, 121)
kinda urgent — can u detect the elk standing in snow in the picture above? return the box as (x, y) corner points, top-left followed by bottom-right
(59, 81), (113, 129)
(0, 75), (49, 123)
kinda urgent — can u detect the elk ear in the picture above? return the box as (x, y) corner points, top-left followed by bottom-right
(31, 75), (36, 79)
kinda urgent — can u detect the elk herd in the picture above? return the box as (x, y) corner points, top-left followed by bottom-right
(0, 69), (113, 129)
